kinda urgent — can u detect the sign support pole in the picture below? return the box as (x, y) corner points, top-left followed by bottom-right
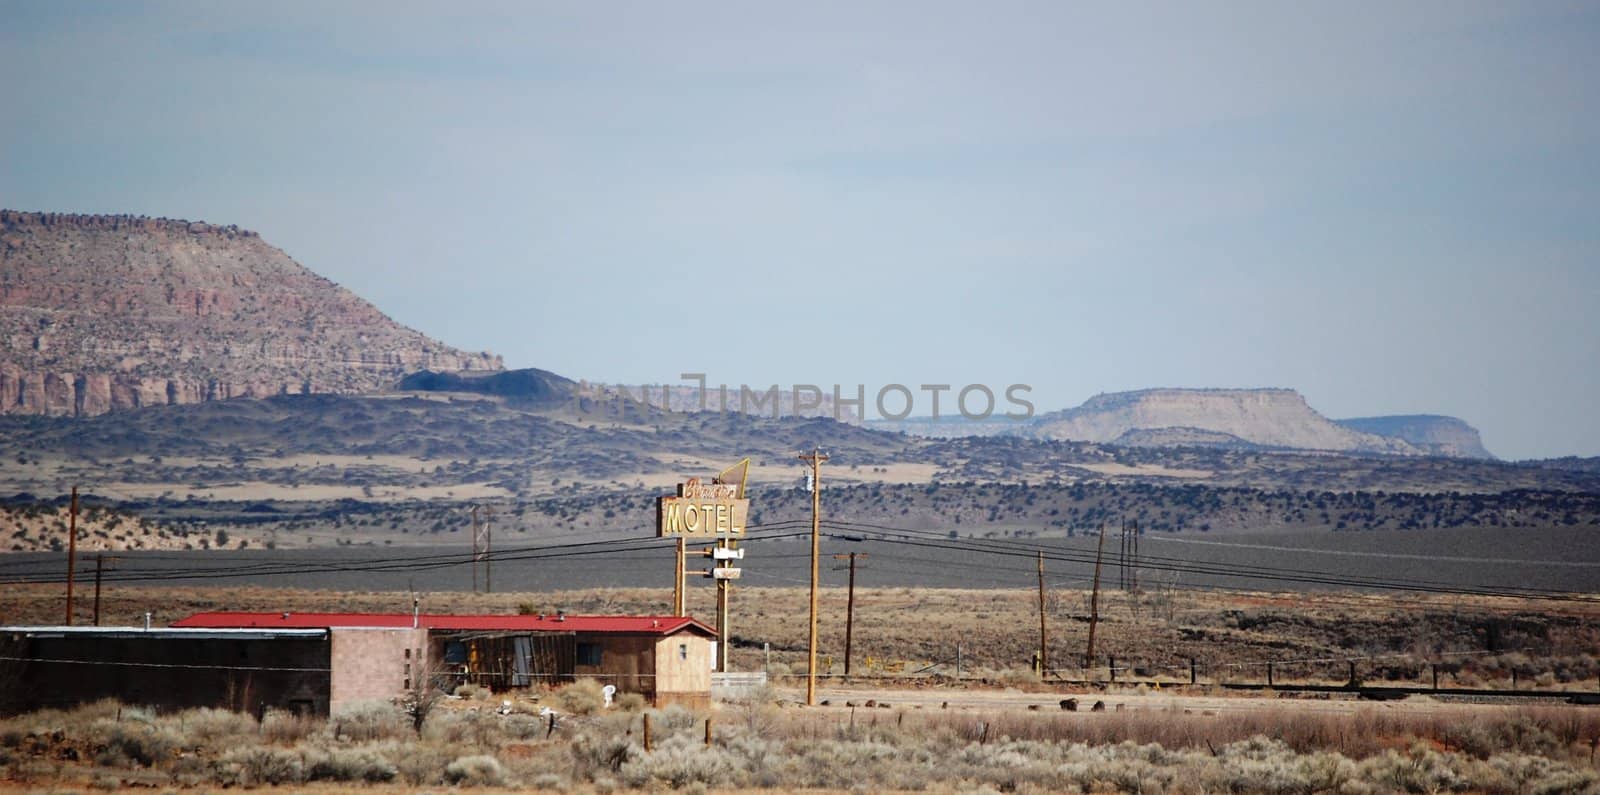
(674, 537), (686, 617)
(716, 537), (731, 672)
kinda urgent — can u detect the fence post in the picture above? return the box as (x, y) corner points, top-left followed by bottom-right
(1267, 662), (1273, 688)
(1431, 664), (1438, 692)
(1109, 656), (1116, 683)
(1190, 658), (1197, 686)
(643, 713), (652, 752)
(704, 717), (713, 746)
(1348, 661), (1357, 688)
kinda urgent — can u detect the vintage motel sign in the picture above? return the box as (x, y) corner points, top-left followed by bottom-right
(657, 477), (749, 537)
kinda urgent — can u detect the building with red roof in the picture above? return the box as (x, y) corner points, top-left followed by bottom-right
(1, 611), (716, 716)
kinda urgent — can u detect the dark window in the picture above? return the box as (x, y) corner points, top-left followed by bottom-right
(678, 643), (688, 661)
(577, 643), (602, 666)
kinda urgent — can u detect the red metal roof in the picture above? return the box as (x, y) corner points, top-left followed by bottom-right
(171, 611), (716, 636)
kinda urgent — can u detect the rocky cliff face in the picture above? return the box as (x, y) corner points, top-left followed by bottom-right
(1335, 415), (1494, 459)
(0, 210), (501, 416)
(1025, 388), (1424, 455)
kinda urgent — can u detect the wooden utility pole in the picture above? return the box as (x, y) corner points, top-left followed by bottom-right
(1037, 550), (1049, 677)
(673, 537), (687, 616)
(1086, 522), (1107, 666)
(798, 448), (828, 705)
(833, 552), (866, 675)
(471, 505), (494, 593)
(1130, 519), (1139, 593)
(92, 554), (120, 626)
(1118, 520), (1126, 591)
(65, 486), (78, 626)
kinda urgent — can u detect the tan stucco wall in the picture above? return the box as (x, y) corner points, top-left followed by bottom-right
(329, 628), (428, 711)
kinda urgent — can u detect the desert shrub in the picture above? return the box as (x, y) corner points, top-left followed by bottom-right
(503, 712), (548, 740)
(260, 709), (317, 744)
(370, 739), (454, 785)
(95, 720), (181, 767)
(301, 746), (398, 782)
(615, 692), (648, 711)
(651, 704), (700, 731)
(530, 771), (567, 789)
(455, 682), (489, 699)
(8, 760), (59, 784)
(216, 746), (305, 786)
(326, 700), (407, 743)
(425, 708), (507, 745)
(618, 733), (739, 790)
(1212, 736), (1343, 794)
(1487, 714), (1564, 757)
(1056, 743), (1179, 794)
(1358, 742), (1464, 794)
(551, 678), (607, 715)
(571, 731), (641, 777)
(444, 754), (508, 786)
(168, 707), (255, 747)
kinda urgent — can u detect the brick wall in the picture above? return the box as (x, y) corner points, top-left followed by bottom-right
(329, 628), (427, 711)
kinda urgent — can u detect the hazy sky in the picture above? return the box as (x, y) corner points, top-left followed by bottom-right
(3, 2), (1596, 459)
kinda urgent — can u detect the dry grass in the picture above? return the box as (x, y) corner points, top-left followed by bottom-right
(9, 581), (1595, 689)
(4, 696), (1600, 792)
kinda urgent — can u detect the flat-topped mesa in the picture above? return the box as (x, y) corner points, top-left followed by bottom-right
(0, 209), (502, 416)
(1028, 387), (1425, 455)
(1336, 414), (1494, 459)
(0, 209), (259, 239)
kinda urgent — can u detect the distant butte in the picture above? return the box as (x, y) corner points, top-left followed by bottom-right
(0, 209), (502, 416)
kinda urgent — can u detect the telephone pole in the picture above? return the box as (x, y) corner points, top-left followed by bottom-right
(833, 552), (866, 676)
(798, 448), (828, 705)
(1118, 520), (1128, 591)
(471, 505), (493, 593)
(1037, 550), (1049, 677)
(1086, 522), (1107, 666)
(65, 486), (78, 626)
(1130, 519), (1140, 593)
(93, 554), (120, 626)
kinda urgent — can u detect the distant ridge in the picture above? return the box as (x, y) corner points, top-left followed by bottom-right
(1024, 388), (1420, 454)
(0, 209), (502, 416)
(1335, 415), (1493, 459)
(872, 387), (1492, 459)
(398, 368), (575, 405)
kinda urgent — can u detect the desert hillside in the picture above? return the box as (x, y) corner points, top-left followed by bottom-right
(0, 210), (501, 416)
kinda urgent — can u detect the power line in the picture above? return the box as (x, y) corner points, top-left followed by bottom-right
(815, 520), (1600, 604)
(1141, 534), (1600, 568)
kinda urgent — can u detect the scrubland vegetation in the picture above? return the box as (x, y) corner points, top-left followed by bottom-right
(3, 683), (1600, 792)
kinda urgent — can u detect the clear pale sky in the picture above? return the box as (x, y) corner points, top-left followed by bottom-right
(2, 2), (1596, 459)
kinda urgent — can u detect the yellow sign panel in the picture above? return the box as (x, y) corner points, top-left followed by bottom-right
(657, 495), (749, 537)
